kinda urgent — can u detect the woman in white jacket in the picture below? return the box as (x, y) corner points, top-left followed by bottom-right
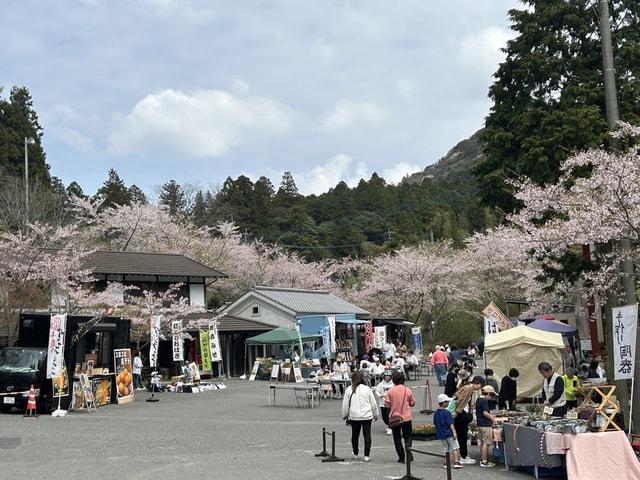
(342, 370), (379, 462)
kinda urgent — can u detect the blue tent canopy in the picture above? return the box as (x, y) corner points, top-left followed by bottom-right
(527, 319), (577, 338)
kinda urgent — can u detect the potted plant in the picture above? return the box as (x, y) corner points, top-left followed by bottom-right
(412, 423), (437, 440)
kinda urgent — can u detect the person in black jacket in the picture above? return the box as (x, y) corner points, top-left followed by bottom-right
(498, 368), (519, 410)
(444, 364), (460, 397)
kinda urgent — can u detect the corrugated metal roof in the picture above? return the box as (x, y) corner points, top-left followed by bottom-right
(253, 286), (369, 315)
(183, 313), (273, 332)
(84, 251), (226, 278)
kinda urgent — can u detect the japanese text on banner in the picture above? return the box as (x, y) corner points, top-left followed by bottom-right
(612, 304), (638, 380)
(209, 321), (222, 363)
(171, 320), (183, 362)
(149, 315), (161, 368)
(327, 316), (336, 353)
(199, 330), (212, 371)
(47, 314), (67, 378)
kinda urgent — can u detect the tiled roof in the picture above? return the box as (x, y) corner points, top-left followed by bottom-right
(182, 313), (273, 332)
(253, 286), (369, 315)
(84, 251), (226, 278)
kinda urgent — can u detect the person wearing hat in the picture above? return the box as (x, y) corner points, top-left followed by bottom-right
(456, 368), (471, 389)
(562, 367), (581, 410)
(476, 385), (497, 468)
(375, 369), (395, 435)
(434, 393), (463, 469)
(453, 376), (485, 464)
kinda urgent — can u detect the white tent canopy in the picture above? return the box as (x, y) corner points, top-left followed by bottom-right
(485, 326), (565, 399)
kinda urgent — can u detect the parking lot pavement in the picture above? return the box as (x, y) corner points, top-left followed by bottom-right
(0, 376), (532, 480)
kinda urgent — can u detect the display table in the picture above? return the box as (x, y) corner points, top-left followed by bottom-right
(503, 423), (564, 478)
(267, 384), (320, 408)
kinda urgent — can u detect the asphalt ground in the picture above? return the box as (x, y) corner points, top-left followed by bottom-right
(0, 374), (533, 480)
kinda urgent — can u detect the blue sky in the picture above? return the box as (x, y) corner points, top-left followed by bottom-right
(1, 0), (519, 196)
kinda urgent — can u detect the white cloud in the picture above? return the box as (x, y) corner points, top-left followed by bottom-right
(382, 162), (421, 184)
(54, 127), (95, 154)
(457, 26), (514, 74)
(396, 79), (416, 99)
(320, 100), (386, 131)
(108, 88), (297, 157)
(231, 78), (250, 95)
(292, 154), (420, 195)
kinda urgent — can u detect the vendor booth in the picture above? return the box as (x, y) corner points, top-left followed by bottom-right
(485, 326), (564, 398)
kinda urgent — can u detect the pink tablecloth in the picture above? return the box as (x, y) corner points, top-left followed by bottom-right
(561, 431), (640, 480)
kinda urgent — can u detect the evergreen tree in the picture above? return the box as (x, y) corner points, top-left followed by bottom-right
(66, 181), (86, 200)
(128, 184), (147, 204)
(159, 180), (186, 216)
(277, 171), (300, 199)
(204, 191), (216, 226)
(95, 169), (131, 209)
(474, 0), (640, 211)
(0, 86), (49, 184)
(191, 190), (207, 226)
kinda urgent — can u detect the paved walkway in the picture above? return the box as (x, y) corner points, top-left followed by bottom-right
(0, 374), (533, 479)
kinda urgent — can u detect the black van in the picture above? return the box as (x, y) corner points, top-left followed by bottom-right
(0, 347), (49, 413)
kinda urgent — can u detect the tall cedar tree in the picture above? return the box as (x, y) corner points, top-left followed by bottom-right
(159, 180), (186, 216)
(191, 190), (207, 226)
(128, 185), (147, 204)
(0, 86), (49, 184)
(475, 0), (640, 212)
(95, 169), (131, 209)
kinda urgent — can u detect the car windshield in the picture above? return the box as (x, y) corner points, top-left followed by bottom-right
(0, 349), (44, 373)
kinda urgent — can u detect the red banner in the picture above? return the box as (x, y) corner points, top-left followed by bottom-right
(364, 320), (374, 352)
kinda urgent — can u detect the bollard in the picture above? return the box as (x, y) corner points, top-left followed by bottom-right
(321, 431), (344, 463)
(315, 428), (330, 457)
(445, 452), (452, 480)
(399, 445), (422, 480)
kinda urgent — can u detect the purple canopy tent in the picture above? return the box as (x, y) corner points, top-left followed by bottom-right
(528, 318), (577, 338)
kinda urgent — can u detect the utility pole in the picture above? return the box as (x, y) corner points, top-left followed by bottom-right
(598, 0), (638, 432)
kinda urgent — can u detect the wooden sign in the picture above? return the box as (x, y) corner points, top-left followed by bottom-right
(249, 361), (260, 381)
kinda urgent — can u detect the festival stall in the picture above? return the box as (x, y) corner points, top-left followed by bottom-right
(245, 327), (321, 380)
(484, 326), (564, 398)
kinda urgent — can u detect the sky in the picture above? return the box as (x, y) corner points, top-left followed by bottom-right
(1, 0), (520, 197)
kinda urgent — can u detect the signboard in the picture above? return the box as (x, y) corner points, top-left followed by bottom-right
(209, 320), (222, 363)
(411, 327), (423, 351)
(52, 374), (69, 398)
(79, 374), (94, 403)
(484, 316), (499, 336)
(149, 315), (161, 368)
(293, 366), (303, 383)
(328, 316), (337, 353)
(199, 331), (212, 371)
(270, 364), (280, 382)
(249, 361), (260, 381)
(188, 362), (201, 382)
(320, 326), (331, 359)
(114, 348), (134, 404)
(47, 314), (67, 378)
(612, 304), (638, 381)
(92, 378), (111, 406)
(172, 320), (183, 362)
(373, 326), (386, 349)
(482, 302), (512, 331)
(580, 339), (592, 352)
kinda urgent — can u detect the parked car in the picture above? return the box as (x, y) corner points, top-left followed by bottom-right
(0, 347), (51, 413)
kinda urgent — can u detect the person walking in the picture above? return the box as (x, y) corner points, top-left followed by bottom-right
(385, 371), (416, 463)
(538, 362), (567, 417)
(342, 371), (379, 462)
(453, 375), (485, 464)
(434, 394), (463, 469)
(133, 351), (144, 390)
(431, 345), (449, 386)
(375, 370), (395, 435)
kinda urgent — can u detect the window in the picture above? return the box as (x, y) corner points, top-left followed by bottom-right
(189, 284), (205, 307)
(252, 305), (260, 316)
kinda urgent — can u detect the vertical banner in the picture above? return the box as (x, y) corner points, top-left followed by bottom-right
(199, 331), (212, 371)
(364, 321), (374, 352)
(114, 348), (134, 404)
(484, 316), (499, 336)
(47, 314), (67, 378)
(612, 304), (638, 380)
(208, 320), (222, 363)
(149, 315), (161, 369)
(373, 326), (386, 349)
(411, 327), (423, 351)
(320, 326), (331, 359)
(327, 315), (337, 353)
(172, 320), (184, 362)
